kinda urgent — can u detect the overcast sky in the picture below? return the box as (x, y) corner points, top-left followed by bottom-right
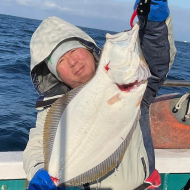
(1, 0), (190, 42)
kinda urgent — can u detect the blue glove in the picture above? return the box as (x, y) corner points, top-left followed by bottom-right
(134, 0), (170, 22)
(27, 168), (64, 190)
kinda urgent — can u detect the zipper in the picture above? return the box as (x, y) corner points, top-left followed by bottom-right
(141, 157), (147, 180)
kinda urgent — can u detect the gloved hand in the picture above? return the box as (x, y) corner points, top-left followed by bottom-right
(134, 0), (170, 22)
(135, 0), (151, 17)
(27, 168), (62, 190)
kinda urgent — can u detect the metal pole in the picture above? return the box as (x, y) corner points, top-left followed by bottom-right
(162, 80), (190, 87)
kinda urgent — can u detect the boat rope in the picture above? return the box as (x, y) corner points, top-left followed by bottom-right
(184, 100), (190, 120)
(174, 91), (190, 110)
(173, 90), (190, 121)
(183, 95), (190, 121)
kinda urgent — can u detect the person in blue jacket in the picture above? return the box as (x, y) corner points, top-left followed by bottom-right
(23, 0), (176, 189)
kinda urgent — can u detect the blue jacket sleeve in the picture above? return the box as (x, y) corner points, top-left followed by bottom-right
(134, 0), (170, 22)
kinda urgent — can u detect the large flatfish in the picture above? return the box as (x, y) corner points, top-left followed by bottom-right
(43, 23), (151, 187)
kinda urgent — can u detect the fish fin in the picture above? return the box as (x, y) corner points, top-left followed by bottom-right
(43, 84), (85, 171)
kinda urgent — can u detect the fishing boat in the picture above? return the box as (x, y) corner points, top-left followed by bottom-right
(1, 80), (190, 190)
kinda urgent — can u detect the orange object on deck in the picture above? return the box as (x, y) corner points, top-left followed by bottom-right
(150, 93), (190, 149)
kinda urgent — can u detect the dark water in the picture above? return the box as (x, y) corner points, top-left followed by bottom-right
(0, 14), (190, 151)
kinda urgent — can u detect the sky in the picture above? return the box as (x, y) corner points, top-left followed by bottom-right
(0, 0), (190, 42)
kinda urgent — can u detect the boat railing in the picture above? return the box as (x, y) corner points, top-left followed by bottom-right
(0, 150), (190, 180)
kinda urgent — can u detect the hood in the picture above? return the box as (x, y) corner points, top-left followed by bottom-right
(30, 16), (101, 101)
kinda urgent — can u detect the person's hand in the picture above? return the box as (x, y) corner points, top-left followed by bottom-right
(134, 0), (151, 17)
(27, 168), (60, 190)
(132, 0), (151, 28)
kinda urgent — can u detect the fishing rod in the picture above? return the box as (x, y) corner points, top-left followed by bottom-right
(163, 80), (190, 87)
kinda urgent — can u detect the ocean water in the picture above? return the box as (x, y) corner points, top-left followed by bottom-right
(0, 14), (190, 152)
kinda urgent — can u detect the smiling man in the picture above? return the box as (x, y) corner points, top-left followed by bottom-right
(57, 47), (95, 88)
(45, 41), (96, 89)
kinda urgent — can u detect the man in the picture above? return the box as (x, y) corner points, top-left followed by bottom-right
(50, 43), (96, 88)
(23, 0), (176, 189)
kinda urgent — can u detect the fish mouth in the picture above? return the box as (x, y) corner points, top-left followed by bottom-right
(115, 61), (150, 92)
(116, 79), (147, 92)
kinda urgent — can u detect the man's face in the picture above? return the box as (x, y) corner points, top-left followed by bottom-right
(56, 48), (96, 88)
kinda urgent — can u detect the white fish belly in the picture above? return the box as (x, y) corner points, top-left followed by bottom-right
(48, 70), (146, 184)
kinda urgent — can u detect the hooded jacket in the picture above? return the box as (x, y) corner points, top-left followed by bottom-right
(30, 16), (101, 110)
(23, 10), (176, 189)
